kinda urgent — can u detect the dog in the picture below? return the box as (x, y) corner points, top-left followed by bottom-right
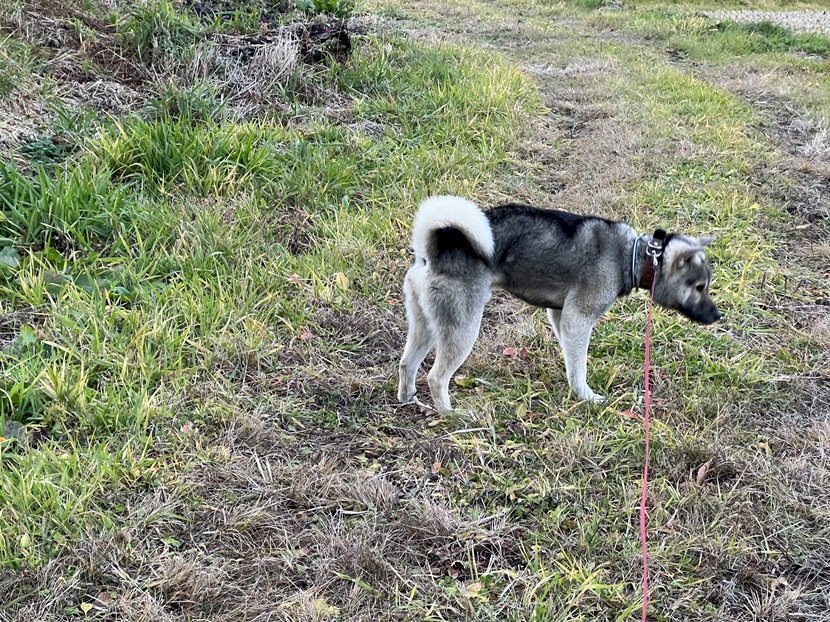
(397, 195), (720, 412)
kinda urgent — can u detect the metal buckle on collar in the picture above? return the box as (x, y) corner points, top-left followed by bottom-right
(646, 229), (667, 264)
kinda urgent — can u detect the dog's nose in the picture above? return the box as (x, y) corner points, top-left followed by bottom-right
(710, 309), (722, 324)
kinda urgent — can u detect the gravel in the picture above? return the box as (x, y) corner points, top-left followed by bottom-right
(703, 10), (830, 36)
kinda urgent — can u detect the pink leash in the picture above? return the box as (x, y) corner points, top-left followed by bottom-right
(640, 276), (657, 621)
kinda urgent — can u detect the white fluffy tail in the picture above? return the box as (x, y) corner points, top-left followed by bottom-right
(411, 195), (494, 260)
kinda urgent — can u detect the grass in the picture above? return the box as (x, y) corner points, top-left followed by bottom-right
(118, 0), (203, 67)
(295, 0), (356, 19)
(1, 2), (540, 570)
(2, 0), (830, 620)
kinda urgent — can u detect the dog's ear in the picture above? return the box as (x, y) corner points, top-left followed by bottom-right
(672, 250), (690, 270)
(696, 235), (716, 247)
(673, 248), (705, 270)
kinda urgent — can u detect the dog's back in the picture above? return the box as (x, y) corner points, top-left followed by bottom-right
(486, 204), (635, 310)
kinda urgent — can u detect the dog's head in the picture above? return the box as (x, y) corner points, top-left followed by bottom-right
(654, 234), (721, 325)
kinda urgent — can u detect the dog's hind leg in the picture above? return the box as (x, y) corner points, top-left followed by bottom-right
(559, 306), (604, 403)
(426, 280), (490, 413)
(427, 326), (481, 413)
(546, 308), (562, 344)
(398, 271), (434, 404)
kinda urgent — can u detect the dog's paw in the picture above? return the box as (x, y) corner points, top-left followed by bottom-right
(398, 388), (417, 404)
(397, 396), (440, 416)
(397, 392), (427, 408)
(576, 390), (605, 404)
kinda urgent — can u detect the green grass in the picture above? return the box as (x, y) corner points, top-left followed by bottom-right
(2, 0), (829, 619)
(295, 0), (356, 18)
(712, 19), (830, 57)
(0, 35), (45, 101)
(118, 0), (203, 67)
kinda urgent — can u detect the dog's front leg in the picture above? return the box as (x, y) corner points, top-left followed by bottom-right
(559, 310), (604, 403)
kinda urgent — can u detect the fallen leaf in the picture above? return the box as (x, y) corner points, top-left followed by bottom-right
(80, 603), (94, 614)
(94, 592), (115, 609)
(431, 461), (442, 475)
(427, 419), (441, 428)
(300, 330), (316, 341)
(620, 410), (642, 420)
(447, 561), (462, 579)
(466, 581), (484, 598)
(161, 536), (181, 548)
(334, 272), (349, 290)
(695, 458), (715, 485)
(313, 597), (340, 616)
(503, 347), (517, 356)
(507, 421), (525, 435)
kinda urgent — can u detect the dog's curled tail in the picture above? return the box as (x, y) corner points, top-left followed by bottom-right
(411, 195), (494, 266)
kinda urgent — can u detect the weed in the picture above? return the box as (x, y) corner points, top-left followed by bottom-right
(18, 135), (72, 165)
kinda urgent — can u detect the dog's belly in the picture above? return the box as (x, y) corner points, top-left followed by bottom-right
(493, 283), (566, 309)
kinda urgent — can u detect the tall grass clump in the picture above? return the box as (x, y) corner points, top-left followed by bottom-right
(0, 161), (125, 250)
(89, 115), (281, 196)
(118, 0), (202, 67)
(707, 19), (830, 57)
(0, 36), (36, 100)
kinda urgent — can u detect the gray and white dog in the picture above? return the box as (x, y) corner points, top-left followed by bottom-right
(397, 195), (720, 412)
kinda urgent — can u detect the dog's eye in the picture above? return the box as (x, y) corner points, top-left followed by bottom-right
(695, 284), (705, 292)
